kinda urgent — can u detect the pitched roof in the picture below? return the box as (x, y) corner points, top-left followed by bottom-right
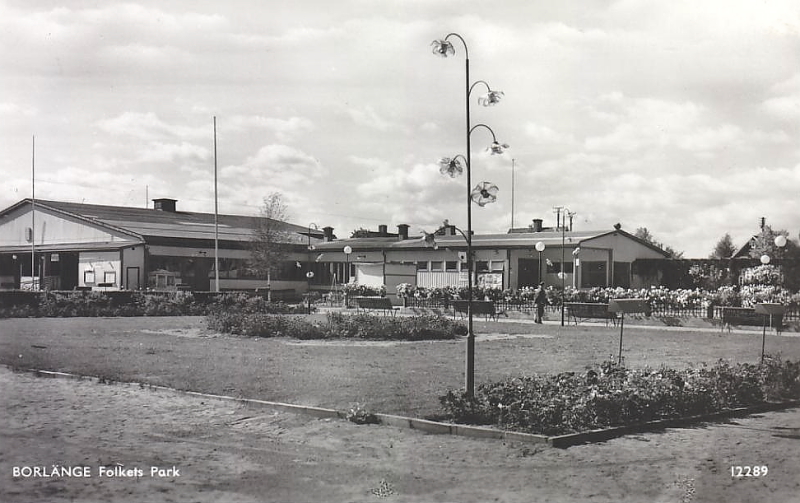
(2, 198), (322, 245)
(313, 228), (662, 251)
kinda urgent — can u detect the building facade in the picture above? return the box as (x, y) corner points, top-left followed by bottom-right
(0, 198), (322, 293)
(312, 223), (671, 304)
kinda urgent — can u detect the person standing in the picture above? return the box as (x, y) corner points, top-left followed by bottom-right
(534, 282), (547, 324)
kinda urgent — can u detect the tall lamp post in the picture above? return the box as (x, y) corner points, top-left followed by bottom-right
(535, 241), (545, 285)
(432, 33), (509, 397)
(559, 208), (575, 326)
(306, 223), (318, 314)
(343, 245), (352, 308)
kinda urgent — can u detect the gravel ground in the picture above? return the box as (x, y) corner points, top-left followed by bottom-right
(3, 366), (800, 503)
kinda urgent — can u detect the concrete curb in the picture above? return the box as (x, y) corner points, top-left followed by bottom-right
(6, 365), (800, 448)
(547, 399), (800, 448)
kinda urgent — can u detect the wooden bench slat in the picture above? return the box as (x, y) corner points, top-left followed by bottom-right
(452, 300), (499, 321)
(354, 296), (399, 316)
(564, 302), (617, 326)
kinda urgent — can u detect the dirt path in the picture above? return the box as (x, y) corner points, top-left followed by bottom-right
(2, 367), (800, 503)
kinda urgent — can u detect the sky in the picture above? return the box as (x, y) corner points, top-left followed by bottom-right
(1, 0), (798, 258)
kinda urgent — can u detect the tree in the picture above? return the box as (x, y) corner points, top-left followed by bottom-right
(634, 227), (654, 243)
(710, 233), (736, 259)
(746, 225), (800, 291)
(249, 193), (291, 300)
(748, 225), (786, 259)
(634, 227), (684, 258)
(350, 228), (372, 238)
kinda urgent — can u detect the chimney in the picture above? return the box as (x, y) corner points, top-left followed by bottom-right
(378, 224), (388, 236)
(397, 224), (409, 240)
(323, 226), (335, 242)
(532, 219), (543, 232)
(153, 198), (177, 212)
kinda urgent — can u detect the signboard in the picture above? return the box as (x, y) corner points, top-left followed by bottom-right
(754, 303), (785, 316)
(478, 273), (503, 289)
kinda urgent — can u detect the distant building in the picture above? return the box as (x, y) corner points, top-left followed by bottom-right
(313, 221), (670, 304)
(0, 198), (323, 293)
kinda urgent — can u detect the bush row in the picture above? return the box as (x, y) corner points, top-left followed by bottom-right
(206, 310), (467, 340)
(0, 291), (305, 318)
(398, 284), (800, 310)
(438, 356), (800, 436)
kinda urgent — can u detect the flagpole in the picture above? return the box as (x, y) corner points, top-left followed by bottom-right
(213, 117), (220, 293)
(31, 136), (36, 290)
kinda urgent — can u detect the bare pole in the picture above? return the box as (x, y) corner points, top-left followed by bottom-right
(213, 116), (220, 293)
(511, 158), (515, 230)
(31, 135), (36, 290)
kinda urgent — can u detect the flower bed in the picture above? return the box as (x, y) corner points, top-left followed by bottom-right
(398, 284), (800, 318)
(438, 356), (800, 436)
(206, 310), (467, 340)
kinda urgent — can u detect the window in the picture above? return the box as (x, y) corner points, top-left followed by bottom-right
(416, 261), (428, 271)
(104, 271), (116, 284)
(430, 261), (443, 271)
(490, 260), (504, 272)
(476, 261), (489, 272)
(84, 270), (95, 284)
(445, 261), (459, 272)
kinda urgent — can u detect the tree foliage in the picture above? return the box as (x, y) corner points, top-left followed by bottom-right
(248, 193), (291, 279)
(634, 227), (684, 258)
(710, 233), (737, 259)
(748, 225), (787, 259)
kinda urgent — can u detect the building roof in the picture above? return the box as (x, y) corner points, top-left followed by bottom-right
(1, 198), (322, 246)
(314, 227), (670, 256)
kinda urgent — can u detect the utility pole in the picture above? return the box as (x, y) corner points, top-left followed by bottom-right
(552, 206), (564, 231)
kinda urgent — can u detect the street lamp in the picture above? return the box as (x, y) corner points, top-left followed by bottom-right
(535, 241), (545, 285)
(432, 32), (509, 397)
(559, 208), (575, 326)
(343, 245), (352, 308)
(307, 223), (318, 314)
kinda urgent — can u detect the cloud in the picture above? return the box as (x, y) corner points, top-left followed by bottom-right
(138, 142), (210, 163)
(524, 123), (577, 145)
(96, 113), (208, 141)
(222, 144), (327, 187)
(346, 105), (396, 132)
(225, 115), (314, 142)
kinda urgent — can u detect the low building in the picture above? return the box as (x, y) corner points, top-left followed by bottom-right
(0, 198), (323, 293)
(312, 222), (670, 304)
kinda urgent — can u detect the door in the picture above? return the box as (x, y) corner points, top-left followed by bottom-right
(126, 267), (141, 290)
(518, 258), (539, 288)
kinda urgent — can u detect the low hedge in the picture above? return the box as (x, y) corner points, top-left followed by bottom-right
(439, 356), (800, 436)
(0, 291), (306, 318)
(206, 311), (467, 340)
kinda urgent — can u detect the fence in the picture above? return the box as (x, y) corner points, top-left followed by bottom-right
(403, 297), (800, 322)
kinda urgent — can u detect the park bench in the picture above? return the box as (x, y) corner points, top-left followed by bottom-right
(452, 300), (500, 321)
(354, 296), (400, 316)
(720, 307), (783, 334)
(565, 302), (618, 326)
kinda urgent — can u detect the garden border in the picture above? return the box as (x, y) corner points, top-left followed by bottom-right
(5, 365), (800, 449)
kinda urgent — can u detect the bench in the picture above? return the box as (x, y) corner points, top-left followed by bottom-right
(354, 296), (400, 316)
(452, 300), (500, 321)
(721, 307), (783, 334)
(565, 302), (617, 326)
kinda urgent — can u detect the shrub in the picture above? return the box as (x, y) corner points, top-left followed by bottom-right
(439, 357), (800, 436)
(206, 311), (465, 340)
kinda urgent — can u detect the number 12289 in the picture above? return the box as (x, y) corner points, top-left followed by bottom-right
(731, 466), (768, 477)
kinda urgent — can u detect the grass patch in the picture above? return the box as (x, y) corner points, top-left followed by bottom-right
(2, 316), (800, 419)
